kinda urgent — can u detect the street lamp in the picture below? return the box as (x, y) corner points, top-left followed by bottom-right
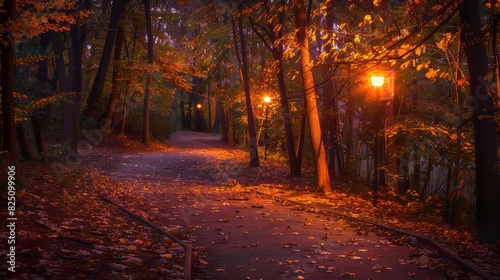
(264, 96), (271, 160)
(369, 71), (385, 207)
(195, 103), (203, 131)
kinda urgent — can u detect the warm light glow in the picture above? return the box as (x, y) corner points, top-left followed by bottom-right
(196, 104), (202, 109)
(369, 72), (385, 88)
(264, 96), (271, 103)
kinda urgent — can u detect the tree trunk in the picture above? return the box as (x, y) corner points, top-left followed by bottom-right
(331, 98), (345, 177)
(257, 0), (301, 176)
(385, 99), (399, 193)
(102, 25), (124, 132)
(228, 107), (234, 146)
(37, 32), (56, 129)
(67, 4), (84, 153)
(85, 0), (128, 120)
(460, 0), (500, 243)
(120, 89), (130, 136)
(31, 115), (47, 161)
(344, 87), (355, 179)
(1, 0), (17, 166)
(412, 143), (421, 190)
(232, 9), (259, 167)
(180, 99), (187, 130)
(421, 158), (434, 198)
(294, 0), (332, 193)
(53, 32), (79, 162)
(296, 112), (307, 170)
(451, 39), (463, 227)
(16, 122), (32, 161)
(220, 103), (228, 142)
(491, 11), (500, 133)
(143, 0), (153, 145)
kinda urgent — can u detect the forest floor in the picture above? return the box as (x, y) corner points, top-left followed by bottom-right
(1, 131), (499, 280)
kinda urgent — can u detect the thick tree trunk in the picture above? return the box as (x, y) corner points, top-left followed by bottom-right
(67, 8), (84, 153)
(37, 33), (56, 129)
(53, 32), (78, 160)
(85, 0), (128, 120)
(232, 10), (259, 167)
(460, 0), (500, 243)
(294, 0), (332, 193)
(143, 0), (153, 145)
(1, 0), (17, 166)
(52, 32), (74, 160)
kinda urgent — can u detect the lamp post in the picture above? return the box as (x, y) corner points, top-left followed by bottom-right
(369, 72), (385, 207)
(264, 96), (271, 160)
(195, 103), (203, 132)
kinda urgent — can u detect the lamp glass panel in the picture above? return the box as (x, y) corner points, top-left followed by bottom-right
(370, 75), (385, 87)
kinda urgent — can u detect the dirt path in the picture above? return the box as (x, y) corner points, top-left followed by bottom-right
(97, 131), (448, 280)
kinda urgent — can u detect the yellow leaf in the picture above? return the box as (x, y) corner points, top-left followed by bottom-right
(425, 68), (438, 80)
(415, 46), (422, 56)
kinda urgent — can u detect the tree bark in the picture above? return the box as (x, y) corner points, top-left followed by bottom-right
(31, 116), (47, 161)
(66, 2), (84, 155)
(16, 122), (32, 161)
(460, 0), (500, 243)
(102, 25), (124, 132)
(232, 9), (259, 167)
(344, 86), (355, 179)
(294, 0), (332, 193)
(385, 99), (399, 193)
(254, 0), (301, 176)
(143, 0), (153, 145)
(85, 0), (128, 120)
(1, 0), (17, 166)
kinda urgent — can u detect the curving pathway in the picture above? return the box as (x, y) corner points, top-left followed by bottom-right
(98, 131), (448, 280)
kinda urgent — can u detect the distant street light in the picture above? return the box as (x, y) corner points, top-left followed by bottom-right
(264, 96), (271, 160)
(369, 71), (385, 207)
(195, 103), (203, 131)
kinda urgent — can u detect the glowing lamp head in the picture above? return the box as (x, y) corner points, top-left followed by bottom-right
(264, 96), (271, 103)
(196, 104), (202, 109)
(369, 72), (385, 88)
